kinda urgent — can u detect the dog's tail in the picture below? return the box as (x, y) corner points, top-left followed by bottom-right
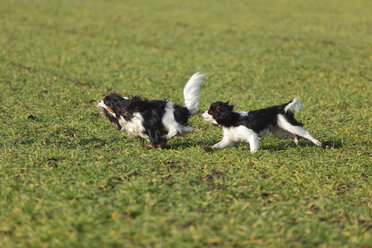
(284, 98), (303, 113)
(183, 72), (206, 114)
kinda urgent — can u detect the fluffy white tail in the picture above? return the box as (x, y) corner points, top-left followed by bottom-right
(183, 72), (206, 114)
(284, 98), (303, 113)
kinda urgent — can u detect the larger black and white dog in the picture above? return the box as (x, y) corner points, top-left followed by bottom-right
(97, 72), (206, 148)
(202, 99), (322, 153)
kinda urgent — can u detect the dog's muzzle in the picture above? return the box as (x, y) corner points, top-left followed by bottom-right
(97, 101), (122, 131)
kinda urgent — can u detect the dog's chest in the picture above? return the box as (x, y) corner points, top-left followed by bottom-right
(223, 126), (255, 142)
(118, 113), (148, 140)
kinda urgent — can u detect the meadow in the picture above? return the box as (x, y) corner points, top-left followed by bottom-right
(0, 0), (371, 247)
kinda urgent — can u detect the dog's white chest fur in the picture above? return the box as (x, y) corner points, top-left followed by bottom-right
(223, 126), (256, 143)
(118, 113), (148, 140)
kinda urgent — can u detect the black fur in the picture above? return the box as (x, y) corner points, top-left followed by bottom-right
(173, 105), (191, 126)
(101, 107), (122, 131)
(103, 94), (131, 120)
(103, 94), (167, 145)
(102, 94), (191, 147)
(208, 101), (303, 133)
(140, 100), (167, 146)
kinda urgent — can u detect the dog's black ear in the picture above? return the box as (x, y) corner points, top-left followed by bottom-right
(224, 101), (234, 111)
(213, 105), (235, 126)
(127, 96), (145, 112)
(104, 94), (126, 116)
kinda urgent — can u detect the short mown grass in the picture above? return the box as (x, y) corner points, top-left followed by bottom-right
(0, 0), (371, 247)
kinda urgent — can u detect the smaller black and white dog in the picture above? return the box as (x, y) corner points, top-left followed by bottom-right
(97, 72), (206, 148)
(202, 99), (322, 153)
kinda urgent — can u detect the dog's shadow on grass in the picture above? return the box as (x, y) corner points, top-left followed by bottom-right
(184, 139), (344, 152)
(167, 141), (213, 150)
(79, 137), (106, 147)
(261, 143), (293, 151)
(85, 137), (343, 151)
(321, 140), (343, 149)
(263, 139), (343, 151)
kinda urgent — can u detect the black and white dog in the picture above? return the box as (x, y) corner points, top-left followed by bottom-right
(97, 72), (206, 148)
(202, 99), (322, 153)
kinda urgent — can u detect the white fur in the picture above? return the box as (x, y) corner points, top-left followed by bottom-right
(97, 101), (116, 117)
(203, 109), (321, 153)
(202, 111), (218, 125)
(277, 115), (321, 146)
(203, 111), (262, 153)
(235, 111), (249, 117)
(98, 72), (205, 145)
(162, 101), (193, 139)
(284, 98), (302, 113)
(98, 100), (147, 139)
(162, 72), (206, 139)
(212, 126), (260, 153)
(183, 72), (206, 114)
(118, 113), (148, 140)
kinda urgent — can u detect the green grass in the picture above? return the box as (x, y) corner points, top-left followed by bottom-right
(0, 0), (371, 247)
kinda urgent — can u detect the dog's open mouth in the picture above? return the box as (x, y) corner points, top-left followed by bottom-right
(98, 106), (122, 131)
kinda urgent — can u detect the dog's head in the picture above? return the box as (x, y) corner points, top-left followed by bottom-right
(97, 94), (131, 131)
(202, 101), (235, 126)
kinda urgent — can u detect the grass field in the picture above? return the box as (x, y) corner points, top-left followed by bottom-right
(1, 0), (371, 247)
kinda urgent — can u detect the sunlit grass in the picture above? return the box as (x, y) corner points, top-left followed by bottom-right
(0, 0), (371, 247)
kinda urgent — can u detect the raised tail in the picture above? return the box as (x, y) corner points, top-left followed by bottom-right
(284, 98), (303, 113)
(183, 72), (206, 114)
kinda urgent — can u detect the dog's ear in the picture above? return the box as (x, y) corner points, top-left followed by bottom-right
(127, 96), (145, 112)
(224, 101), (234, 111)
(213, 104), (235, 125)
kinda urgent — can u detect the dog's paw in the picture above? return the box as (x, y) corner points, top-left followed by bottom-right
(314, 140), (322, 147)
(202, 145), (214, 153)
(142, 144), (155, 149)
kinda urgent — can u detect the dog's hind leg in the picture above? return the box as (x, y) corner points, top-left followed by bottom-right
(277, 115), (322, 147)
(271, 126), (299, 145)
(294, 135), (299, 146)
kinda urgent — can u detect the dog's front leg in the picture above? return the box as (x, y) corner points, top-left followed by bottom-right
(147, 129), (166, 149)
(212, 136), (234, 149)
(248, 134), (260, 154)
